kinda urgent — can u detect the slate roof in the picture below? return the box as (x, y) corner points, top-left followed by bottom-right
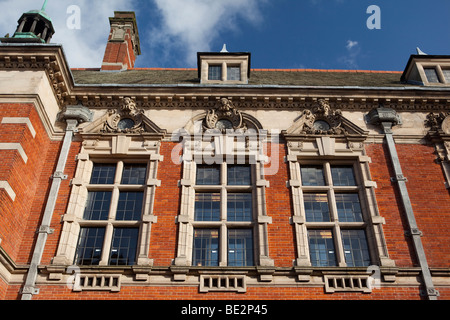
(71, 68), (405, 87)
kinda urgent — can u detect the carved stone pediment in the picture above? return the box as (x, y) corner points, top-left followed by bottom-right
(79, 97), (166, 136)
(203, 98), (247, 133)
(285, 99), (366, 136)
(425, 112), (450, 134)
(102, 97), (146, 133)
(425, 112), (450, 189)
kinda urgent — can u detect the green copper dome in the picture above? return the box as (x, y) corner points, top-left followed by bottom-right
(26, 0), (52, 22)
(1, 0), (55, 44)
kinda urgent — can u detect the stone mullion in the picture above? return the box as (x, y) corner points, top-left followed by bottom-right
(174, 159), (195, 267)
(137, 156), (162, 266)
(286, 154), (311, 267)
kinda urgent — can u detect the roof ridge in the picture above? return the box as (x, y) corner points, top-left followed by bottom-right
(71, 67), (402, 74)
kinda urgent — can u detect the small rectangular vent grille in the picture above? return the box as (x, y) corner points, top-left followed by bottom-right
(324, 275), (372, 293)
(199, 275), (246, 293)
(73, 274), (121, 292)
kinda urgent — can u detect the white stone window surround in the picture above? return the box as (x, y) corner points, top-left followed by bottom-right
(287, 137), (395, 269)
(174, 152), (273, 268)
(199, 56), (249, 84)
(53, 148), (162, 267)
(417, 62), (450, 86)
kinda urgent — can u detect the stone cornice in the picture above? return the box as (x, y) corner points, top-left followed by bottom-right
(78, 95), (450, 113)
(1, 44), (450, 112)
(0, 44), (73, 106)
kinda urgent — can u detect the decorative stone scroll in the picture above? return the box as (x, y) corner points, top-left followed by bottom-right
(425, 111), (450, 134)
(425, 111), (450, 189)
(102, 97), (146, 133)
(287, 99), (348, 135)
(203, 98), (247, 132)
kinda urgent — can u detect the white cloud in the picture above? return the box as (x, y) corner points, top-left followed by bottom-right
(0, 0), (267, 68)
(0, 0), (138, 68)
(148, 0), (267, 67)
(310, 0), (345, 5)
(339, 39), (360, 69)
(346, 40), (358, 50)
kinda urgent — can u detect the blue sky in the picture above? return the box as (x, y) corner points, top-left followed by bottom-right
(2, 0), (450, 71)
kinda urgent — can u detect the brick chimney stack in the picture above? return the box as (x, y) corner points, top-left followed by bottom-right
(101, 11), (141, 71)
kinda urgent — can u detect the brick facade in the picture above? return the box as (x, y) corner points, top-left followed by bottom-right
(265, 142), (297, 268)
(0, 104), (52, 263)
(0, 10), (449, 302)
(366, 143), (450, 269)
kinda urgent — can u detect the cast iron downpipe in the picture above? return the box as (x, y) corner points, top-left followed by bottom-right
(367, 107), (439, 300)
(21, 104), (91, 300)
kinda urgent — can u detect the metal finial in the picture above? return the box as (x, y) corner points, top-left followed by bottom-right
(220, 44), (228, 53)
(41, 0), (48, 11)
(416, 47), (427, 55)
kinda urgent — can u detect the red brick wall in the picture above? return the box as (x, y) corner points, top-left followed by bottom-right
(0, 103), (52, 263)
(366, 143), (416, 267)
(151, 141), (297, 268)
(395, 144), (450, 267)
(3, 136), (449, 300)
(102, 29), (136, 70)
(5, 284), (425, 300)
(150, 142), (182, 266)
(37, 141), (82, 265)
(366, 143), (450, 268)
(265, 142), (296, 267)
(0, 276), (6, 300)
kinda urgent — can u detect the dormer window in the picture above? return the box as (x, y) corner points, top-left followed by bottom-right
(401, 53), (450, 86)
(208, 65), (222, 81)
(227, 65), (241, 81)
(443, 69), (450, 82)
(424, 68), (439, 83)
(198, 50), (250, 84)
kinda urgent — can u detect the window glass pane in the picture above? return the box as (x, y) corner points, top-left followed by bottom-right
(301, 165), (325, 186)
(424, 68), (440, 83)
(341, 230), (371, 267)
(194, 193), (221, 221)
(121, 164), (147, 185)
(116, 192), (144, 220)
(335, 193), (363, 222)
(83, 191), (111, 220)
(74, 227), (105, 265)
(109, 228), (139, 266)
(196, 165), (220, 185)
(193, 229), (219, 266)
(227, 193), (252, 221)
(208, 65), (222, 80)
(304, 194), (330, 222)
(227, 66), (241, 81)
(443, 69), (450, 83)
(331, 166), (356, 186)
(308, 230), (337, 267)
(228, 229), (253, 266)
(90, 164), (116, 184)
(227, 165), (251, 185)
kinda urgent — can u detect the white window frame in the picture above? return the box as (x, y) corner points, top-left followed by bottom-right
(191, 162), (255, 267)
(199, 56), (249, 84)
(287, 137), (395, 269)
(418, 62), (450, 86)
(296, 160), (371, 267)
(53, 137), (162, 267)
(174, 137), (273, 269)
